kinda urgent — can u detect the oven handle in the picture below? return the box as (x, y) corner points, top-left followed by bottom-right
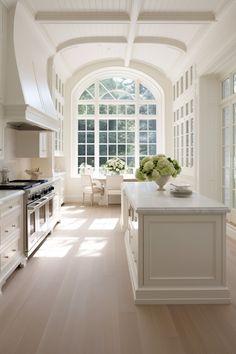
(28, 192), (56, 211)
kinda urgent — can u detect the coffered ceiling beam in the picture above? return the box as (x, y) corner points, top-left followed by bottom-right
(138, 11), (215, 23)
(35, 11), (215, 25)
(134, 37), (187, 52)
(35, 11), (130, 24)
(125, 0), (142, 67)
(57, 36), (127, 52)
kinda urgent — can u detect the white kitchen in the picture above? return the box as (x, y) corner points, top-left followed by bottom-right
(1, 1), (236, 353)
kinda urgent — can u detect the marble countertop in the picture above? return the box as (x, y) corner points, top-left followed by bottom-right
(0, 190), (24, 203)
(123, 182), (229, 214)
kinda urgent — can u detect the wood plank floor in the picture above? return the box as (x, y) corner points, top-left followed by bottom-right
(1, 204), (236, 354)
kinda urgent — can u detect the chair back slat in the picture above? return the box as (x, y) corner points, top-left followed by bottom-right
(106, 175), (123, 190)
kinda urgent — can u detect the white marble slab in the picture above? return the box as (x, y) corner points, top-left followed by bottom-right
(123, 181), (229, 214)
(0, 190), (24, 203)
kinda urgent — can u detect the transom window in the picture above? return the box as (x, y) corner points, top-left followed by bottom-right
(74, 76), (162, 174)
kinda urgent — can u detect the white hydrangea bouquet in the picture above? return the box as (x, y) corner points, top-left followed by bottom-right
(104, 157), (126, 174)
(135, 154), (181, 181)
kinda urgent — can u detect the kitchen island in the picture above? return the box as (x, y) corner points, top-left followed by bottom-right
(121, 182), (230, 304)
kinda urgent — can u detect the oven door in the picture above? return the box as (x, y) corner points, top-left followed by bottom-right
(27, 198), (48, 255)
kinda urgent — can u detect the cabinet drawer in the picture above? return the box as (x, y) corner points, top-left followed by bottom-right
(0, 213), (20, 246)
(0, 197), (21, 218)
(0, 237), (20, 272)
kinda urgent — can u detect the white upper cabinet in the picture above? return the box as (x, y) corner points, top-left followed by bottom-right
(15, 131), (48, 158)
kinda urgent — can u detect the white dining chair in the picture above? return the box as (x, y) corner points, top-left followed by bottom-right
(105, 175), (123, 205)
(81, 174), (103, 205)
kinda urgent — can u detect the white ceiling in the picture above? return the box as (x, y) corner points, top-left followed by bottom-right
(3, 0), (233, 78)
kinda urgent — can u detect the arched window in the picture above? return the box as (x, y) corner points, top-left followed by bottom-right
(74, 74), (163, 175)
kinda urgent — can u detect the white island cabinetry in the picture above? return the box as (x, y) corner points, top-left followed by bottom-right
(121, 182), (230, 304)
(0, 191), (25, 292)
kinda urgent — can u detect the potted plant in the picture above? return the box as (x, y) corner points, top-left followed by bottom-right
(135, 154), (181, 190)
(104, 157), (126, 174)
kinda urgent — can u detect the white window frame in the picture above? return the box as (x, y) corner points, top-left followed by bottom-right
(71, 68), (165, 177)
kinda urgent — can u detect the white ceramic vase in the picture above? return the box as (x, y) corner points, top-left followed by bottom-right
(155, 175), (170, 191)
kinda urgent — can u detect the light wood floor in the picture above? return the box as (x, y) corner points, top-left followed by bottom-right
(1, 204), (236, 354)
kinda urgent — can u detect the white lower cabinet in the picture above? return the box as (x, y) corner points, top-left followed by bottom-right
(0, 193), (26, 293)
(122, 183), (230, 304)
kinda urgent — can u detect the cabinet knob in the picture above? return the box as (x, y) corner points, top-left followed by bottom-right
(4, 230), (9, 233)
(12, 249), (16, 252)
(12, 224), (16, 227)
(9, 205), (13, 209)
(4, 255), (9, 259)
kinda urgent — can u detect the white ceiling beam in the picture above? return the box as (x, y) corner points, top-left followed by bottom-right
(57, 36), (127, 52)
(35, 11), (130, 24)
(134, 36), (186, 52)
(125, 0), (142, 67)
(138, 11), (215, 24)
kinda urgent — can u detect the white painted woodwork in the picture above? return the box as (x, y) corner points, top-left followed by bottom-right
(15, 131), (48, 158)
(121, 182), (230, 304)
(0, 191), (25, 293)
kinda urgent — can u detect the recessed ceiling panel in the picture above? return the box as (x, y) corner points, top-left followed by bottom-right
(141, 0), (227, 12)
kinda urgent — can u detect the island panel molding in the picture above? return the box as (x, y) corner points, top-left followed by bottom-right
(121, 182), (230, 304)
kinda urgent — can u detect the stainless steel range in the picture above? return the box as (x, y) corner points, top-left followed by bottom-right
(0, 180), (60, 256)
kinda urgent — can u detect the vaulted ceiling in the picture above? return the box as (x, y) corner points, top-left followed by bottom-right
(3, 0), (234, 78)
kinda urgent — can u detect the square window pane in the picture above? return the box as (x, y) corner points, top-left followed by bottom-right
(222, 127), (229, 145)
(109, 120), (117, 130)
(99, 105), (107, 114)
(109, 105), (117, 114)
(139, 105), (148, 114)
(99, 132), (107, 143)
(140, 132), (147, 143)
(87, 145), (94, 155)
(222, 107), (230, 126)
(78, 157), (85, 167)
(78, 145), (85, 155)
(99, 120), (107, 130)
(78, 120), (85, 130)
(87, 157), (94, 167)
(127, 157), (135, 167)
(118, 132), (126, 143)
(87, 120), (94, 130)
(118, 105), (126, 114)
(87, 132), (94, 143)
(87, 105), (95, 115)
(127, 132), (135, 143)
(148, 105), (156, 115)
(139, 120), (147, 130)
(127, 105), (135, 115)
(223, 147), (230, 167)
(233, 103), (236, 124)
(109, 132), (116, 143)
(149, 144), (156, 155)
(109, 145), (116, 155)
(118, 145), (125, 155)
(99, 145), (107, 156)
(118, 120), (126, 130)
(140, 145), (148, 155)
(78, 132), (85, 143)
(223, 168), (230, 187)
(149, 120), (156, 130)
(78, 105), (86, 115)
(99, 157), (107, 166)
(223, 188), (230, 206)
(127, 145), (135, 155)
(222, 78), (230, 98)
(127, 120), (135, 131)
(149, 132), (156, 143)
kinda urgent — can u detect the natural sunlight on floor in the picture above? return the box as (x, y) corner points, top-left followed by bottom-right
(88, 218), (119, 230)
(77, 237), (108, 257)
(33, 236), (78, 258)
(56, 217), (87, 230)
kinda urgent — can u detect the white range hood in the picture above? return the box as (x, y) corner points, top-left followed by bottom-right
(4, 3), (60, 131)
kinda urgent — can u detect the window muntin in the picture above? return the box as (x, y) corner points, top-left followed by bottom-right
(76, 76), (160, 174)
